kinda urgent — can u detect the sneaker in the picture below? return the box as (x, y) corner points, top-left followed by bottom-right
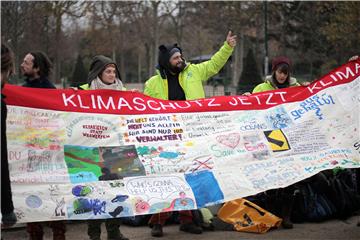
(2, 212), (17, 226)
(151, 224), (163, 237)
(179, 223), (203, 234)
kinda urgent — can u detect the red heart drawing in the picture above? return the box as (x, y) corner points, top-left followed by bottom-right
(216, 133), (240, 149)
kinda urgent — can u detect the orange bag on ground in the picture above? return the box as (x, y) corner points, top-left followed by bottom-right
(217, 198), (282, 233)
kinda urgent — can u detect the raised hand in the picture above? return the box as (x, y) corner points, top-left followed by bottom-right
(226, 31), (237, 48)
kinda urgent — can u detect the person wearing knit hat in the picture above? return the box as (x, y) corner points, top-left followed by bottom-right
(144, 31), (236, 101)
(154, 44), (187, 101)
(252, 56), (301, 93)
(78, 55), (125, 91)
(144, 31), (237, 237)
(251, 56), (311, 230)
(271, 56), (291, 71)
(78, 56), (129, 240)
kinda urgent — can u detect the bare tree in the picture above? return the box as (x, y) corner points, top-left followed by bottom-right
(44, 1), (87, 83)
(2, 1), (358, 88)
(1, 1), (29, 77)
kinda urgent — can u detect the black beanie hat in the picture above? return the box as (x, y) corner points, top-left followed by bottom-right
(157, 44), (182, 79)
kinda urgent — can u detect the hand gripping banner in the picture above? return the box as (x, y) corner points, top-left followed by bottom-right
(3, 60), (360, 223)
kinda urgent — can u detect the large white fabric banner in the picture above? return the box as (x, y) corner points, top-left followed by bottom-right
(4, 60), (360, 223)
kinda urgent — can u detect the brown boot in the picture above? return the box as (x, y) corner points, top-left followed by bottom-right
(27, 222), (44, 240)
(50, 221), (66, 240)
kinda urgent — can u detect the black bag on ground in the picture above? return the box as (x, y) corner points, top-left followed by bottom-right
(328, 169), (360, 219)
(291, 175), (337, 223)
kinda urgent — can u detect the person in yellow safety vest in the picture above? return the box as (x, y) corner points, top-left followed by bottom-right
(144, 31), (237, 237)
(144, 31), (236, 101)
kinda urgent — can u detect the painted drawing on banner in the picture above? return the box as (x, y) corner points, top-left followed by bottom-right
(65, 145), (146, 183)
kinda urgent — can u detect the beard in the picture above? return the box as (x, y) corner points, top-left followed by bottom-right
(22, 72), (33, 79)
(21, 68), (36, 79)
(170, 61), (186, 74)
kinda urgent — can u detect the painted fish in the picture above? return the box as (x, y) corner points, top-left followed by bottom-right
(111, 195), (129, 203)
(109, 206), (124, 218)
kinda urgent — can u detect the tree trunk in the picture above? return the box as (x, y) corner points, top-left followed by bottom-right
(138, 50), (142, 82)
(238, 32), (244, 86)
(120, 53), (125, 83)
(150, 1), (160, 76)
(232, 37), (240, 89)
(145, 42), (151, 78)
(54, 12), (62, 84)
(177, 2), (184, 45)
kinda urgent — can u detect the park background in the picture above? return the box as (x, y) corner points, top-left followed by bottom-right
(1, 1), (359, 95)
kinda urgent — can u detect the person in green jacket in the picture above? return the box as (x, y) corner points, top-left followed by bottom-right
(144, 31), (236, 237)
(252, 56), (297, 229)
(144, 31), (236, 101)
(251, 56), (311, 229)
(253, 56), (301, 93)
